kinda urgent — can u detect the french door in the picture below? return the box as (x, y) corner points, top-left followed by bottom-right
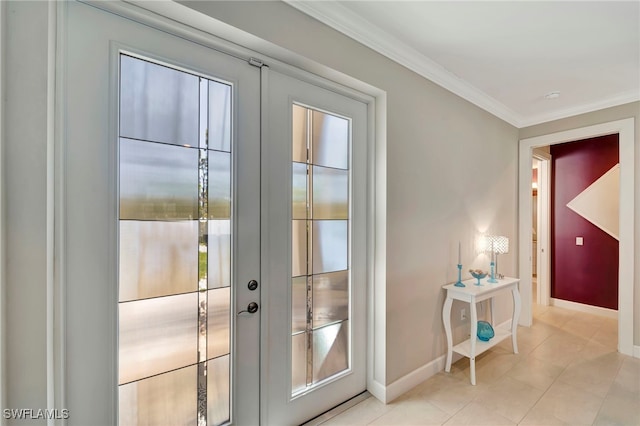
(61, 2), (367, 425)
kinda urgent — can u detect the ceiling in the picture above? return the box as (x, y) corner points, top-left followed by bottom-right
(285, 1), (640, 128)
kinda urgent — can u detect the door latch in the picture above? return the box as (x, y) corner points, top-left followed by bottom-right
(238, 302), (259, 315)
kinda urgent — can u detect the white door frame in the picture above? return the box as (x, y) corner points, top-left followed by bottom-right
(518, 118), (635, 356)
(48, 0), (388, 418)
(532, 151), (551, 306)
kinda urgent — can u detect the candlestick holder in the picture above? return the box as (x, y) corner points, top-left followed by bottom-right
(488, 261), (498, 283)
(454, 264), (465, 287)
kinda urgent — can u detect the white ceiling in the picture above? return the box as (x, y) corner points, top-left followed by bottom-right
(286, 1), (640, 128)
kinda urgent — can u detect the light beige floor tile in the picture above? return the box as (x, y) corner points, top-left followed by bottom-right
(613, 357), (640, 394)
(524, 381), (604, 425)
(368, 399), (450, 426)
(593, 382), (640, 426)
(473, 376), (544, 423)
(560, 315), (600, 340)
(506, 354), (564, 391)
(591, 328), (618, 349)
(519, 407), (570, 425)
(528, 332), (588, 367)
(419, 373), (489, 415)
(320, 397), (393, 426)
(536, 307), (575, 328)
(578, 339), (618, 362)
(443, 402), (515, 425)
(558, 353), (623, 397)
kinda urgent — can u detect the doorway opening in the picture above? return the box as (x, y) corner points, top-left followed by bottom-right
(518, 118), (634, 356)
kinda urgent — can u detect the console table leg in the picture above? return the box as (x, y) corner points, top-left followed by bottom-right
(443, 297), (453, 372)
(511, 287), (521, 354)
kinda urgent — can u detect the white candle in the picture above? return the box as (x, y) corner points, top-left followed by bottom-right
(458, 241), (461, 264)
(491, 240), (495, 263)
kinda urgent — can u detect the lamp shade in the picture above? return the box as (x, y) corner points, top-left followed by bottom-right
(484, 235), (509, 254)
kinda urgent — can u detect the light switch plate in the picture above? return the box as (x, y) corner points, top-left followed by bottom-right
(576, 236), (584, 246)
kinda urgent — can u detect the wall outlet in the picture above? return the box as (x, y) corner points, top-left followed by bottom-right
(460, 308), (467, 321)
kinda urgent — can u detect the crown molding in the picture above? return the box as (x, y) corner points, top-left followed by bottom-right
(285, 0), (522, 127)
(519, 90), (640, 128)
(285, 1), (639, 129)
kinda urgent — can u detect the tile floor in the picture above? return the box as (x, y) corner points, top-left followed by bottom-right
(320, 304), (640, 426)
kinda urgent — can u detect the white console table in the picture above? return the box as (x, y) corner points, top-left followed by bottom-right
(442, 276), (521, 385)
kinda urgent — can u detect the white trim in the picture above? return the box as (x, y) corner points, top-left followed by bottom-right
(550, 298), (618, 320)
(634, 345), (640, 359)
(518, 118), (635, 356)
(0, 0), (6, 418)
(384, 355), (446, 403)
(532, 151), (551, 306)
(283, 1), (639, 129)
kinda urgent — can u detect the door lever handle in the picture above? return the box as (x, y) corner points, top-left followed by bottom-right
(238, 302), (259, 315)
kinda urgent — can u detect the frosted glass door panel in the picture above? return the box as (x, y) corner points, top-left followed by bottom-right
(312, 271), (348, 328)
(291, 276), (307, 334)
(292, 220), (308, 277)
(311, 110), (348, 170)
(119, 138), (198, 220)
(119, 53), (237, 425)
(119, 365), (197, 426)
(291, 333), (307, 394)
(208, 220), (231, 289)
(312, 221), (348, 274)
(120, 54), (199, 147)
(312, 166), (348, 220)
(207, 287), (230, 359)
(207, 355), (231, 426)
(119, 293), (198, 385)
(292, 104), (308, 163)
(208, 150), (231, 219)
(290, 103), (351, 397)
(119, 220), (198, 302)
(207, 81), (231, 152)
(292, 162), (308, 220)
(312, 321), (349, 384)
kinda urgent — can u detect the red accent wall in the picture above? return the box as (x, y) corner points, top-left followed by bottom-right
(550, 134), (619, 310)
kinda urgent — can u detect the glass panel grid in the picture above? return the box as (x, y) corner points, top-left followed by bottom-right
(119, 55), (232, 426)
(291, 104), (351, 396)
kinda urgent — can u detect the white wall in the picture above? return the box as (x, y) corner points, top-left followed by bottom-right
(178, 0), (520, 385)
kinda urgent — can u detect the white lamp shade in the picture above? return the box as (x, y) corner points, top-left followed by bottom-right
(484, 235), (509, 254)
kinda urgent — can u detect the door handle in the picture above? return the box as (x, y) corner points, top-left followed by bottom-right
(238, 302), (259, 315)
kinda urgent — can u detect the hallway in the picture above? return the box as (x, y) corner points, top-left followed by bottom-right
(317, 305), (639, 425)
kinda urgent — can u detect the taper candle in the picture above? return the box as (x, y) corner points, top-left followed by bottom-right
(458, 241), (461, 264)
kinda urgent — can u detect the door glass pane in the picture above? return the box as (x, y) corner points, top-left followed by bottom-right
(120, 137), (198, 220)
(119, 365), (197, 426)
(119, 293), (198, 385)
(209, 150), (231, 219)
(207, 355), (230, 426)
(119, 220), (198, 302)
(312, 220), (348, 275)
(311, 110), (348, 170)
(291, 104), (351, 396)
(292, 162), (308, 220)
(312, 321), (349, 384)
(312, 271), (348, 328)
(292, 104), (308, 163)
(119, 54), (233, 425)
(120, 54), (199, 147)
(208, 220), (231, 289)
(312, 166), (348, 219)
(207, 287), (230, 359)
(292, 276), (307, 334)
(207, 81), (231, 152)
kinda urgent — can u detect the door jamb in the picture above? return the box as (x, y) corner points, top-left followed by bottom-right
(532, 151), (551, 306)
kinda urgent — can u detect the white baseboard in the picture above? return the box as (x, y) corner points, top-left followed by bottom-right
(366, 378), (387, 403)
(377, 320), (512, 403)
(634, 345), (640, 359)
(383, 355), (446, 403)
(550, 298), (618, 319)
